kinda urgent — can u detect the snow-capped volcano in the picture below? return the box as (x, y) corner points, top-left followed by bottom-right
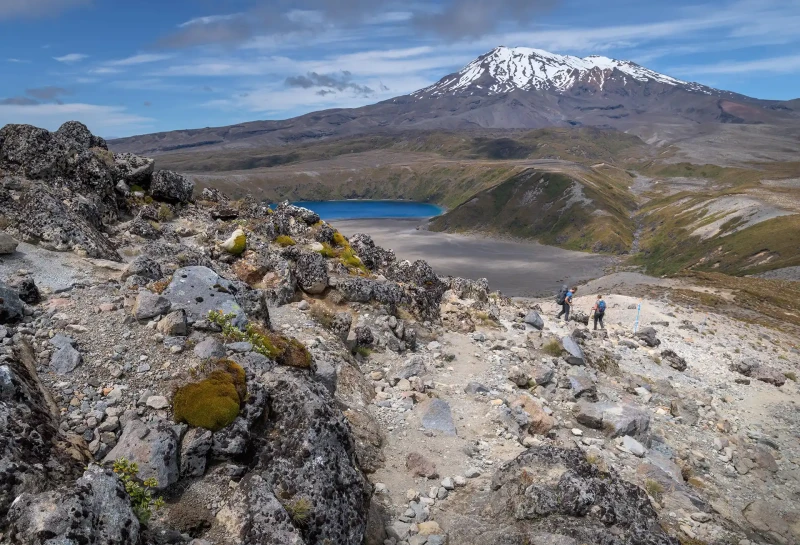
(112, 46), (798, 156)
(415, 46), (714, 97)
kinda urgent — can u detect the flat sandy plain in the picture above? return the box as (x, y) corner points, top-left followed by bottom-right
(334, 218), (614, 297)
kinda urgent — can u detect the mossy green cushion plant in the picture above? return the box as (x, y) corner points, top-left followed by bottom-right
(173, 360), (246, 431)
(221, 228), (247, 255)
(274, 235), (296, 247)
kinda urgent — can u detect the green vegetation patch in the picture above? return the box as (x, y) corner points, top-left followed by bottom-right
(173, 359), (246, 431)
(112, 458), (165, 523)
(274, 234), (296, 247)
(208, 311), (312, 368)
(429, 167), (635, 254)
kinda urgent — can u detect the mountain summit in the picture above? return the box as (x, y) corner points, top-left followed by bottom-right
(110, 46), (799, 156)
(415, 46), (715, 97)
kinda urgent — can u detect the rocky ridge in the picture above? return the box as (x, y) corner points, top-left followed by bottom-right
(0, 122), (798, 545)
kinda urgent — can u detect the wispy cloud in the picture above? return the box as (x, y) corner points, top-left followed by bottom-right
(53, 53), (88, 63)
(25, 86), (71, 100)
(7, 58), (30, 63)
(671, 54), (800, 75)
(0, 102), (153, 136)
(0, 97), (39, 105)
(156, 0), (561, 49)
(0, 0), (89, 20)
(285, 71), (375, 96)
(106, 53), (174, 66)
(89, 67), (122, 74)
(178, 13), (243, 28)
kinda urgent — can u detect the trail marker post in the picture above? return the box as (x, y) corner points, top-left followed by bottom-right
(633, 300), (642, 334)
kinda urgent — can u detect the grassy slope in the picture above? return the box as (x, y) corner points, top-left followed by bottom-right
(429, 167), (636, 254)
(632, 161), (800, 276)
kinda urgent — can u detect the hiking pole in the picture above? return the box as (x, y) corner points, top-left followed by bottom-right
(633, 300), (642, 334)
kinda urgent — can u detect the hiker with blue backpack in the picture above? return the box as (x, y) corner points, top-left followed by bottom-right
(592, 294), (606, 330)
(556, 285), (577, 322)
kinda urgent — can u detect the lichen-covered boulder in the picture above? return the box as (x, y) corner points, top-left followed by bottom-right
(446, 276), (490, 302)
(14, 187), (121, 260)
(296, 251), (329, 294)
(0, 343), (85, 521)
(438, 445), (678, 545)
(349, 233), (396, 270)
(56, 120), (107, 150)
(6, 465), (140, 545)
(247, 368), (370, 544)
(160, 266), (246, 327)
(215, 473), (306, 544)
(149, 169), (194, 204)
(121, 255), (163, 281)
(114, 151), (154, 187)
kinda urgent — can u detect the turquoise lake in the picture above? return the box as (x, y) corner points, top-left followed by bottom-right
(292, 200), (443, 221)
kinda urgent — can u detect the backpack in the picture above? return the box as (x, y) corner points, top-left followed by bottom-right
(597, 300), (606, 313)
(556, 285), (568, 305)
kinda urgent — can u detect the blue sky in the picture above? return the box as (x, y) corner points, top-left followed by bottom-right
(1, 0), (799, 137)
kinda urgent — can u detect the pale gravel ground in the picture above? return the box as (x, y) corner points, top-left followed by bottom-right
(334, 218), (615, 298)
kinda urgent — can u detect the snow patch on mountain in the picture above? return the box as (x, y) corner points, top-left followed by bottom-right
(414, 46), (715, 97)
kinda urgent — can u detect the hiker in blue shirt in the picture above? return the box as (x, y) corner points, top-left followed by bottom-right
(556, 286), (577, 321)
(591, 294), (606, 330)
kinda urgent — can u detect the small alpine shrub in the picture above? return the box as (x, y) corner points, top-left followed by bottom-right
(316, 242), (338, 258)
(285, 497), (313, 525)
(112, 458), (165, 523)
(157, 204), (174, 221)
(208, 311), (312, 368)
(543, 339), (563, 357)
(332, 231), (348, 248)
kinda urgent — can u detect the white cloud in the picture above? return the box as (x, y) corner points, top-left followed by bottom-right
(178, 13), (243, 28)
(155, 47), (457, 79)
(0, 103), (153, 136)
(53, 53), (88, 63)
(89, 67), (122, 74)
(671, 54), (800, 75)
(7, 58), (30, 63)
(365, 11), (413, 24)
(106, 53), (174, 66)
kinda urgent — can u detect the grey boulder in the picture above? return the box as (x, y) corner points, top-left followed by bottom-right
(132, 290), (171, 320)
(161, 266), (247, 327)
(635, 327), (661, 347)
(6, 465), (140, 545)
(180, 427), (212, 477)
(104, 418), (179, 491)
(121, 254), (163, 281)
(0, 282), (24, 323)
(524, 310), (544, 330)
(561, 335), (585, 365)
(0, 232), (18, 254)
(420, 398), (457, 436)
(214, 473), (306, 544)
(576, 402), (651, 441)
(50, 344), (82, 375)
(149, 169), (194, 204)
